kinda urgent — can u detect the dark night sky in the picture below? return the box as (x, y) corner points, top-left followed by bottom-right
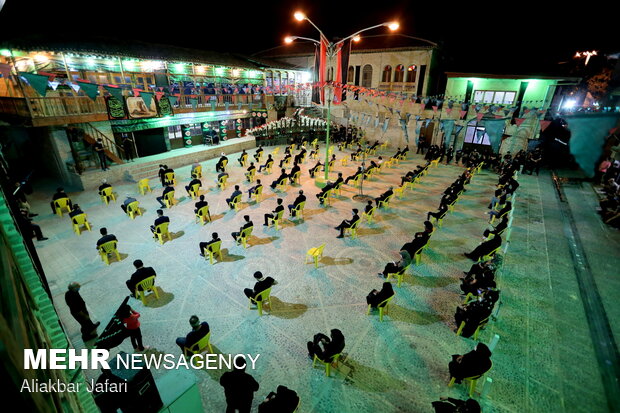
(0, 0), (617, 73)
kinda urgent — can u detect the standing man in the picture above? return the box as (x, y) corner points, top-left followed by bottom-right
(220, 365), (260, 413)
(122, 134), (135, 162)
(65, 282), (100, 341)
(94, 138), (109, 171)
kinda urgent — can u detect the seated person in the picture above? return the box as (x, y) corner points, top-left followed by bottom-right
(191, 161), (201, 178)
(344, 167), (362, 185)
(335, 208), (360, 238)
(199, 232), (221, 257)
(238, 149), (248, 166)
(489, 202), (512, 221)
(243, 271), (277, 300)
(350, 147), (362, 160)
(454, 291), (499, 338)
(163, 166), (175, 185)
(156, 184), (175, 208)
(216, 152), (228, 172)
(216, 171), (230, 186)
(369, 140), (379, 151)
(379, 259), (407, 278)
(432, 397), (481, 413)
(483, 215), (509, 238)
(367, 282), (395, 307)
(309, 160), (323, 178)
(364, 200), (374, 215)
(98, 179), (112, 203)
(279, 153), (292, 168)
(126, 259), (156, 296)
(232, 215), (253, 242)
(258, 155), (273, 172)
(226, 185), (242, 209)
(185, 175), (202, 196)
(288, 190), (306, 217)
(16, 209), (48, 241)
(460, 268), (496, 296)
(400, 233), (431, 264)
(258, 385), (299, 413)
(50, 187), (72, 214)
(121, 194), (137, 213)
(96, 227), (117, 249)
(307, 329), (345, 361)
(401, 170), (419, 186)
(68, 204), (84, 223)
(427, 203), (449, 222)
(270, 169), (288, 189)
(248, 179), (263, 199)
(448, 343), (493, 383)
(254, 146), (264, 161)
(392, 147), (402, 159)
(194, 195), (210, 218)
(294, 147), (306, 164)
(464, 234), (502, 261)
(149, 209), (170, 237)
(288, 163), (301, 183)
(245, 162), (257, 181)
(375, 187), (393, 207)
(463, 260), (492, 279)
(176, 315), (210, 355)
(401, 145), (409, 157)
(264, 198), (284, 225)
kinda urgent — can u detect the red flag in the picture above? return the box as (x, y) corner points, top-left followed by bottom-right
(318, 36), (328, 103)
(494, 115), (503, 119)
(432, 106), (438, 113)
(459, 110), (467, 119)
(476, 113), (484, 121)
(515, 118), (526, 126)
(155, 91), (165, 101)
(133, 88), (142, 97)
(540, 120), (551, 131)
(420, 103), (426, 111)
(446, 108), (452, 115)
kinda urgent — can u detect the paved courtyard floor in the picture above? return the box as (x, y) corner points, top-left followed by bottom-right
(28, 145), (619, 412)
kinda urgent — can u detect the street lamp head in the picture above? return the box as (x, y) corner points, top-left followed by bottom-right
(284, 36), (294, 44)
(387, 22), (399, 31)
(352, 35), (361, 42)
(294, 11), (306, 21)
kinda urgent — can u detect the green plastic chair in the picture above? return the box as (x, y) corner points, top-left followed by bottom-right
(367, 294), (395, 321)
(248, 287), (272, 316)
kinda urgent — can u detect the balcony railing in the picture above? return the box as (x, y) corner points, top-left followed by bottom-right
(378, 82), (417, 93)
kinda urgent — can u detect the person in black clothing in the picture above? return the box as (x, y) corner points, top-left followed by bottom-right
(194, 194), (209, 214)
(270, 169), (288, 189)
(176, 315), (210, 355)
(464, 235), (502, 261)
(488, 202), (512, 222)
(483, 215), (509, 238)
(254, 146), (264, 162)
(238, 149), (248, 166)
(432, 397), (481, 413)
(309, 160), (323, 178)
(122, 135), (135, 161)
(158, 165), (167, 186)
(17, 209), (48, 241)
(94, 138), (108, 171)
(364, 200), (374, 215)
(427, 203), (449, 222)
(344, 167), (362, 185)
(227, 185), (243, 209)
(288, 163), (301, 184)
(335, 208), (360, 238)
(50, 187), (72, 214)
(307, 329), (345, 361)
(400, 231), (431, 264)
(258, 385), (299, 413)
(375, 187), (393, 207)
(121, 194), (137, 213)
(454, 289), (499, 337)
(248, 180), (263, 200)
(258, 154), (273, 172)
(245, 162), (257, 182)
(150, 209), (170, 237)
(232, 215), (253, 242)
(69, 204), (85, 224)
(366, 282), (395, 307)
(96, 227), (117, 249)
(65, 282), (100, 340)
(220, 364), (260, 413)
(445, 147), (455, 164)
(460, 269), (496, 296)
(288, 190), (306, 217)
(126, 259), (157, 296)
(163, 166), (175, 185)
(279, 152), (292, 168)
(216, 152), (228, 172)
(244, 271), (277, 300)
(156, 184), (175, 208)
(264, 198), (284, 226)
(185, 175), (202, 196)
(98, 179), (112, 203)
(448, 343), (493, 383)
(199, 232), (221, 257)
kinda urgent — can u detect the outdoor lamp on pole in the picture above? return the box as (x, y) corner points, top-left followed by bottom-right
(287, 12), (399, 181)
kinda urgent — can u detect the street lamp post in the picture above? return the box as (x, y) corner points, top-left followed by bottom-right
(285, 12), (399, 182)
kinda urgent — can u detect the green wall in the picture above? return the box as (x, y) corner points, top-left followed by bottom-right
(445, 77), (557, 105)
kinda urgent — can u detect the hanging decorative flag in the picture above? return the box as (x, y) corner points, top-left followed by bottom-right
(49, 81), (60, 90)
(382, 117), (390, 133)
(19, 72), (50, 97)
(446, 108), (452, 115)
(494, 115), (503, 119)
(476, 113), (484, 121)
(169, 95), (178, 106)
(484, 119), (506, 152)
(140, 91), (154, 108)
(459, 110), (467, 119)
(515, 118), (526, 126)
(399, 118), (409, 142)
(539, 120), (551, 131)
(103, 85), (123, 102)
(77, 81), (100, 101)
(132, 88), (142, 97)
(68, 82), (80, 93)
(155, 91), (165, 101)
(419, 103), (426, 111)
(441, 119), (455, 147)
(432, 106), (438, 113)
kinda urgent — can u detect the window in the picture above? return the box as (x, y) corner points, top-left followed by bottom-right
(168, 125), (183, 140)
(362, 65), (373, 87)
(266, 70), (273, 87)
(473, 90), (516, 105)
(464, 120), (503, 146)
(382, 65), (392, 83)
(347, 66), (355, 84)
(393, 65), (404, 82)
(406, 65), (417, 83)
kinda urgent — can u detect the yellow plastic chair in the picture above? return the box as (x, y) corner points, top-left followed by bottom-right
(164, 190), (176, 208)
(290, 143), (296, 152)
(313, 353), (341, 377)
(220, 159), (229, 171)
(367, 294), (395, 322)
(291, 171), (301, 185)
(363, 207), (376, 224)
(282, 157), (291, 168)
(432, 211), (447, 228)
(196, 205), (211, 225)
(479, 247), (501, 262)
(54, 198), (72, 217)
(456, 316), (490, 341)
(246, 169), (256, 183)
(344, 220), (360, 239)
(380, 142), (388, 150)
(350, 175), (362, 188)
(448, 361), (493, 397)
(265, 161), (274, 175)
(490, 210), (509, 224)
(305, 244), (326, 268)
(100, 187), (116, 204)
(448, 198), (458, 213)
(394, 186), (406, 199)
(331, 182), (343, 197)
(154, 222), (171, 245)
(218, 174), (228, 190)
(189, 183), (201, 199)
(268, 210), (285, 230)
(291, 201), (306, 219)
(164, 172), (176, 186)
(256, 151), (264, 163)
(276, 179), (287, 192)
(203, 240), (222, 264)
(430, 159), (439, 168)
(240, 153), (248, 167)
(72, 213), (92, 235)
(377, 194), (393, 209)
(271, 147), (280, 156)
(251, 186), (263, 203)
(184, 331), (214, 356)
(126, 201), (141, 219)
(319, 190), (333, 206)
(192, 165), (202, 178)
(386, 264), (411, 288)
(340, 157), (348, 167)
(135, 276), (159, 305)
(248, 287), (272, 316)
(138, 179), (152, 195)
(237, 226), (253, 248)
(328, 159), (335, 170)
(98, 240), (121, 265)
(230, 194), (242, 212)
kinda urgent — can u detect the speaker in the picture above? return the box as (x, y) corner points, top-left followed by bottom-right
(109, 352), (163, 413)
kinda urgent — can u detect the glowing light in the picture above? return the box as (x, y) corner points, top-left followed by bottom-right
(232, 69), (240, 77)
(195, 65), (205, 74)
(388, 22), (399, 31)
(106, 60), (116, 67)
(563, 99), (577, 109)
(123, 60), (136, 71)
(141, 60), (161, 71)
(294, 11), (305, 21)
(352, 36), (361, 42)
(33, 54), (49, 63)
(574, 50), (597, 65)
(215, 67), (224, 75)
(174, 63), (186, 73)
(86, 57), (96, 67)
(284, 36), (294, 44)
(0, 49), (12, 57)
(301, 71), (311, 82)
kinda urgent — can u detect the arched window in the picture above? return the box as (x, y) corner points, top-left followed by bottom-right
(281, 72), (288, 87)
(406, 65), (417, 83)
(394, 65), (405, 82)
(347, 66), (355, 84)
(362, 64), (373, 87)
(382, 65), (392, 83)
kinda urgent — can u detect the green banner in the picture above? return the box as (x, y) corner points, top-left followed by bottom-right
(77, 81), (100, 101)
(19, 72), (49, 97)
(104, 85), (124, 102)
(190, 98), (198, 110)
(158, 96), (173, 117)
(169, 95), (178, 106)
(141, 92), (153, 108)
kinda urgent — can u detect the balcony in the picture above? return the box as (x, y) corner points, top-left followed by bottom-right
(0, 93), (267, 127)
(378, 82), (417, 93)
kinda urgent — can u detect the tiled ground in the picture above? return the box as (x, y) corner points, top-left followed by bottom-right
(27, 145), (617, 412)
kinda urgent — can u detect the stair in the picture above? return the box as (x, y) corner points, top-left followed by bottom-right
(81, 131), (124, 165)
